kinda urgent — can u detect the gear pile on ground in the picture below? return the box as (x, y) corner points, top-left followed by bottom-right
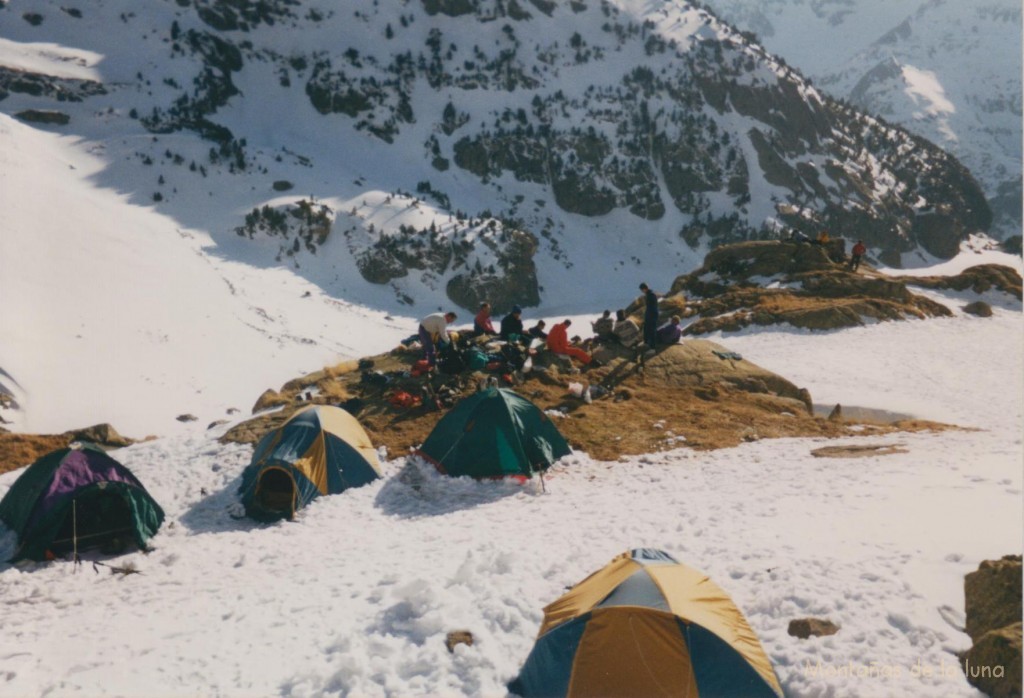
(222, 327), (947, 462)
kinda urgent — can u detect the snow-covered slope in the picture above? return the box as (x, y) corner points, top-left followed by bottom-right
(700, 0), (1023, 237)
(0, 288), (1020, 698)
(0, 113), (409, 435)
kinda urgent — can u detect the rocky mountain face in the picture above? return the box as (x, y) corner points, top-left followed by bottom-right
(700, 0), (1022, 239)
(0, 0), (995, 312)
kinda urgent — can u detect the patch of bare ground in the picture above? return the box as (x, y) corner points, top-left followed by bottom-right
(221, 340), (953, 463)
(0, 433), (73, 475)
(0, 424), (137, 475)
(811, 443), (910, 458)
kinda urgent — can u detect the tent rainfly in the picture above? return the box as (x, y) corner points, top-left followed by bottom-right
(509, 548), (784, 698)
(238, 405), (381, 520)
(416, 387), (571, 479)
(0, 443), (165, 561)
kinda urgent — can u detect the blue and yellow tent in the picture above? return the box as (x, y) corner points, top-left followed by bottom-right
(239, 405), (381, 520)
(510, 549), (783, 698)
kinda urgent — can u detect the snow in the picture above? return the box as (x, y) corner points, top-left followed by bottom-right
(0, 304), (1020, 697)
(0, 3), (1021, 695)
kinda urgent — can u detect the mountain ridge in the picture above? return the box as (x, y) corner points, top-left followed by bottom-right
(0, 0), (995, 316)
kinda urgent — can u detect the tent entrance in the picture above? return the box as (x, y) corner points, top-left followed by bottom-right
(50, 490), (135, 555)
(253, 467), (296, 519)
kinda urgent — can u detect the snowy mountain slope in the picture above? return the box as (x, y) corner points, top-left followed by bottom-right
(0, 0), (992, 318)
(0, 113), (410, 435)
(0, 0), (996, 434)
(700, 0), (1023, 237)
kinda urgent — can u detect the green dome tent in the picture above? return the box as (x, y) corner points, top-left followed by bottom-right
(416, 387), (571, 478)
(0, 443), (165, 561)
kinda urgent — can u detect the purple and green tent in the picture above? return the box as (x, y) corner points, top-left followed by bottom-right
(0, 443), (164, 561)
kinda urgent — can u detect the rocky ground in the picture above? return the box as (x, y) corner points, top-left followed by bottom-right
(218, 335), (949, 463)
(669, 240), (1022, 334)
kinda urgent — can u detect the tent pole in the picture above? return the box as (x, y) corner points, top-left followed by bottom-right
(72, 499), (80, 571)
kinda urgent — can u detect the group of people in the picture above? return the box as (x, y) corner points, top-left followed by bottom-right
(788, 229), (869, 273)
(417, 281), (684, 373)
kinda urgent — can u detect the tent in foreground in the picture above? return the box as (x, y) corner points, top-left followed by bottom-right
(0, 443), (165, 561)
(509, 549), (784, 698)
(416, 387), (571, 478)
(239, 405), (381, 520)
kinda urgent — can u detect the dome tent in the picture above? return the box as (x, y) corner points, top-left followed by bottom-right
(238, 405), (381, 520)
(510, 549), (783, 698)
(416, 387), (571, 478)
(0, 443), (165, 561)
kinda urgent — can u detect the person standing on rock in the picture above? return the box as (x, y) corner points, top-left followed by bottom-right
(419, 311), (457, 367)
(849, 240), (867, 272)
(640, 282), (659, 354)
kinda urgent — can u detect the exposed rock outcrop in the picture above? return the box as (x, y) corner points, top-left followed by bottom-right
(670, 241), (957, 335)
(961, 555), (1023, 698)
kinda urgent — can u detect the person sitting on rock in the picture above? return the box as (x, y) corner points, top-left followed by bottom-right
(591, 310), (615, 342)
(656, 315), (683, 345)
(500, 305), (525, 343)
(473, 301), (496, 336)
(612, 309), (641, 348)
(814, 229), (830, 246)
(547, 319), (593, 366)
(527, 319), (548, 341)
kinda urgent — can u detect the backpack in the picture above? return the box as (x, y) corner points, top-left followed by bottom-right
(438, 344), (467, 375)
(465, 347), (488, 371)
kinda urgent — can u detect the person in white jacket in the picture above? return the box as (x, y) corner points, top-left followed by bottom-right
(419, 312), (457, 366)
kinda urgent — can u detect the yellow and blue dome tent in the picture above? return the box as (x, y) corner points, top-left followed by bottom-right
(509, 549), (783, 698)
(238, 405), (381, 520)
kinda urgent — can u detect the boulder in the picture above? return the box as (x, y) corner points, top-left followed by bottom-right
(641, 340), (808, 404)
(964, 301), (994, 317)
(961, 622), (1021, 698)
(252, 388), (289, 414)
(65, 423), (134, 448)
(445, 630), (474, 653)
(965, 556), (1022, 642)
(788, 618), (840, 639)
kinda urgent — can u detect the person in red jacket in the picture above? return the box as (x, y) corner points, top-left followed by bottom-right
(474, 301), (496, 335)
(849, 240), (867, 272)
(547, 319), (593, 366)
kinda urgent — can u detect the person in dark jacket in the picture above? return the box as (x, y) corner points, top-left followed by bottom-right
(656, 316), (682, 345)
(500, 305), (525, 342)
(527, 319), (548, 341)
(639, 282), (659, 352)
